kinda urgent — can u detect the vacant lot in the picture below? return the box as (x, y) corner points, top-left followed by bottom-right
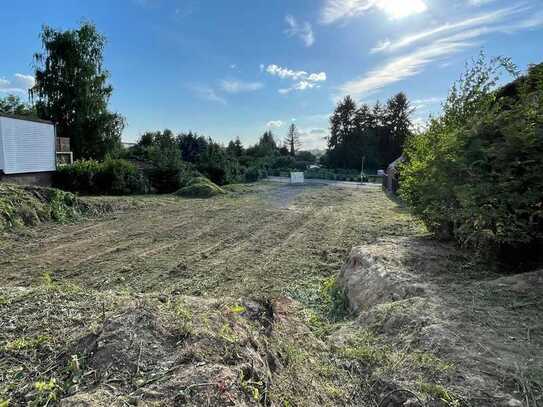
(1, 182), (540, 406)
(0, 182), (419, 298)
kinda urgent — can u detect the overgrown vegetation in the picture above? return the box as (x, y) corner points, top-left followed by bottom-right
(54, 158), (149, 195)
(400, 55), (543, 261)
(0, 183), (87, 230)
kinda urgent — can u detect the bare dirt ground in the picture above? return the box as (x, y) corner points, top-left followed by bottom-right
(1, 182), (541, 406)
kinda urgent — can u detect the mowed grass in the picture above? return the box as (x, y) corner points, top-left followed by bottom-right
(0, 182), (422, 299)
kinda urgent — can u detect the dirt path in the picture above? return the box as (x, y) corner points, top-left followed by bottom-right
(0, 182), (420, 297)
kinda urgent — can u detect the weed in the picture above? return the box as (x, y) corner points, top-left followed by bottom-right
(219, 323), (238, 343)
(41, 272), (55, 289)
(418, 382), (461, 406)
(229, 304), (246, 314)
(320, 277), (349, 321)
(4, 336), (49, 352)
(32, 378), (61, 406)
(239, 370), (264, 402)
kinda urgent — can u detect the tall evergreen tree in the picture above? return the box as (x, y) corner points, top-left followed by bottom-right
(284, 123), (301, 156)
(328, 96), (358, 168)
(384, 92), (413, 163)
(31, 22), (124, 159)
(227, 137), (244, 157)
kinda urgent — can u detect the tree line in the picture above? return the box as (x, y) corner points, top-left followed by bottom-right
(322, 93), (413, 173)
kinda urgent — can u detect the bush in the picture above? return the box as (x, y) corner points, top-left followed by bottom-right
(175, 177), (225, 198)
(245, 167), (267, 182)
(54, 159), (148, 195)
(144, 164), (194, 194)
(400, 57), (543, 259)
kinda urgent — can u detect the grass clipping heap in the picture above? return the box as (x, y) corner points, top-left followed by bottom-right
(175, 177), (226, 199)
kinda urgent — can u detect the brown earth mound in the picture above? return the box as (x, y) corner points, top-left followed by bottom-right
(336, 237), (543, 406)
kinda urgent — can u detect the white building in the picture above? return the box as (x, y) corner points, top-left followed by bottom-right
(0, 113), (56, 185)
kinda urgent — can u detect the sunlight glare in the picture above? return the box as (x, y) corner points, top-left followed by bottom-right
(377, 0), (428, 19)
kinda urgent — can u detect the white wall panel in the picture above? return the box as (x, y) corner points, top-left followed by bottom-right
(0, 117), (55, 174)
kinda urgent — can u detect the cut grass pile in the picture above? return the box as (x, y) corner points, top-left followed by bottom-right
(175, 177), (225, 198)
(0, 183), (85, 231)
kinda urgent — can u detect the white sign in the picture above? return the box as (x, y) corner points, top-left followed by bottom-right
(290, 172), (304, 184)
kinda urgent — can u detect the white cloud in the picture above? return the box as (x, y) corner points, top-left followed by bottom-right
(345, 3), (543, 98)
(467, 0), (496, 6)
(298, 127), (329, 150)
(265, 64), (326, 94)
(371, 5), (530, 54)
(266, 64), (308, 81)
(0, 73), (35, 94)
(338, 37), (473, 98)
(266, 120), (283, 128)
(321, 0), (427, 24)
(284, 15), (315, 47)
(190, 85), (226, 105)
(220, 80), (263, 93)
(14, 74), (35, 89)
(370, 39), (392, 54)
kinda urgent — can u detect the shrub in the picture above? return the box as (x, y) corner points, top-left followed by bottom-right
(144, 164), (194, 194)
(245, 167), (267, 183)
(400, 56), (543, 259)
(54, 159), (148, 195)
(95, 158), (149, 195)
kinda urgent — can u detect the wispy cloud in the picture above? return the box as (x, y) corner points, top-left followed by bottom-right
(339, 38), (473, 98)
(220, 80), (263, 93)
(0, 73), (35, 94)
(265, 64), (326, 94)
(321, 0), (427, 24)
(266, 120), (283, 128)
(371, 5), (532, 54)
(467, 0), (497, 6)
(284, 15), (315, 47)
(190, 85), (226, 105)
(346, 3), (543, 98)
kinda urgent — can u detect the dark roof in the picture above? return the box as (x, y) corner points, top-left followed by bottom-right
(0, 112), (54, 125)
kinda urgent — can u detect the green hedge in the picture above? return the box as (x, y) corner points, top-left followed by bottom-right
(400, 59), (543, 258)
(54, 159), (149, 195)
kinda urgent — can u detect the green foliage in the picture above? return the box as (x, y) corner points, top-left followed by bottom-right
(0, 184), (84, 231)
(54, 159), (148, 195)
(0, 95), (36, 117)
(320, 276), (349, 321)
(284, 123), (301, 156)
(400, 55), (542, 258)
(32, 378), (61, 406)
(326, 93), (413, 171)
(4, 335), (49, 352)
(31, 22), (124, 160)
(175, 177), (225, 198)
(244, 166), (268, 182)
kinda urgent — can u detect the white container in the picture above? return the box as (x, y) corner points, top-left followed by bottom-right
(290, 172), (304, 184)
(0, 115), (56, 174)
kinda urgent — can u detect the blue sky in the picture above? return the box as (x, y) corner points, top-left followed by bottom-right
(1, 0), (542, 149)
